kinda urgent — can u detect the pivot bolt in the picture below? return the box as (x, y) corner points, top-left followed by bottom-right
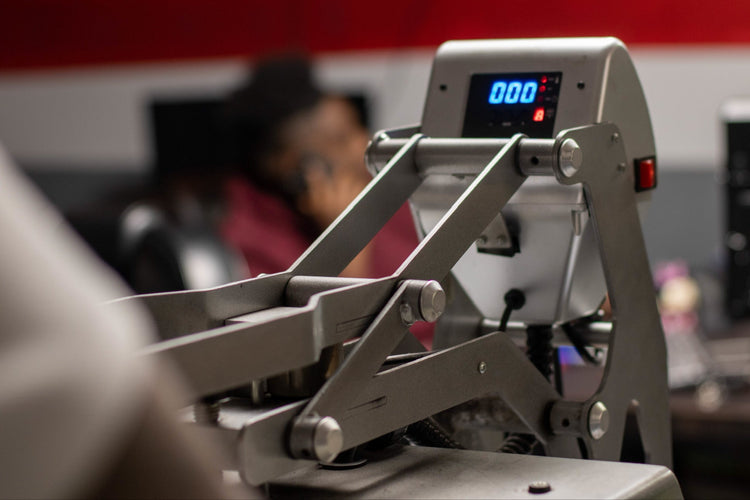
(401, 280), (446, 324)
(588, 401), (610, 440)
(558, 139), (583, 178)
(478, 361), (488, 374)
(418, 280), (446, 322)
(312, 416), (344, 463)
(289, 415), (344, 463)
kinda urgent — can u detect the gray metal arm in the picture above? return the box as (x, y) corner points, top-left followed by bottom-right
(546, 124), (672, 466)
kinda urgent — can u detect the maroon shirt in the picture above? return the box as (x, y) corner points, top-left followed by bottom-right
(221, 176), (315, 277)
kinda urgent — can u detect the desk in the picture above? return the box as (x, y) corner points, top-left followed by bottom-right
(670, 389), (750, 499)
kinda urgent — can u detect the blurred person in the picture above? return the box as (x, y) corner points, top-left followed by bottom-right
(0, 144), (256, 498)
(221, 56), (420, 280)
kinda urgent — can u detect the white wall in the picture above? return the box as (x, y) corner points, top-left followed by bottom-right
(633, 47), (750, 171)
(0, 46), (748, 172)
(0, 61), (247, 170)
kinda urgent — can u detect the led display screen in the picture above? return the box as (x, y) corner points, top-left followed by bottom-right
(462, 72), (562, 138)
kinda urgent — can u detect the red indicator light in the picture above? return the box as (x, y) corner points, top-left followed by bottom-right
(635, 157), (657, 191)
(533, 108), (545, 122)
(539, 85), (546, 93)
(541, 76), (548, 83)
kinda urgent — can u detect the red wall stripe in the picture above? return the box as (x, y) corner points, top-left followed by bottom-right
(2, 0), (750, 71)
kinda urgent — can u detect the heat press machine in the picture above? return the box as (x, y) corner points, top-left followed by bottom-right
(123, 38), (682, 498)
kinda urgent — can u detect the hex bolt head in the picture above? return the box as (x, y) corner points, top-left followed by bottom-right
(477, 361), (488, 374)
(558, 138), (583, 178)
(400, 303), (416, 325)
(588, 401), (610, 440)
(419, 280), (446, 323)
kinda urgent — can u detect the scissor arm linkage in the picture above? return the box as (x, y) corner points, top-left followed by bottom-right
(131, 124), (670, 485)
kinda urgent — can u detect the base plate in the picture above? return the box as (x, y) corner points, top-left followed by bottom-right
(268, 446), (681, 499)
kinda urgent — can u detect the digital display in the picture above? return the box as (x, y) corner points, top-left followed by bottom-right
(488, 80), (538, 104)
(462, 72), (562, 139)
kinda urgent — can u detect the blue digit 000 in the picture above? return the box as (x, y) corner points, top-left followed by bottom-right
(488, 80), (538, 104)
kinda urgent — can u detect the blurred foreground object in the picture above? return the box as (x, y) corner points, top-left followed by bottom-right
(0, 145), (252, 498)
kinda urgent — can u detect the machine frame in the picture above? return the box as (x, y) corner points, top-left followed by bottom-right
(121, 38), (679, 498)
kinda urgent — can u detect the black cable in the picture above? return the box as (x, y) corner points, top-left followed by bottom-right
(499, 289), (526, 331)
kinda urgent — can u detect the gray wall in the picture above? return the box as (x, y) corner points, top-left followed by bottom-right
(641, 171), (724, 270)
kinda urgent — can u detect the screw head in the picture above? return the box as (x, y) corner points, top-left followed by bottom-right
(558, 138), (583, 178)
(588, 401), (610, 440)
(611, 132), (621, 143)
(528, 481), (551, 494)
(477, 361), (488, 374)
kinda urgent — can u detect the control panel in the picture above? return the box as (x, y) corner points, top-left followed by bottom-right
(411, 38), (656, 324)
